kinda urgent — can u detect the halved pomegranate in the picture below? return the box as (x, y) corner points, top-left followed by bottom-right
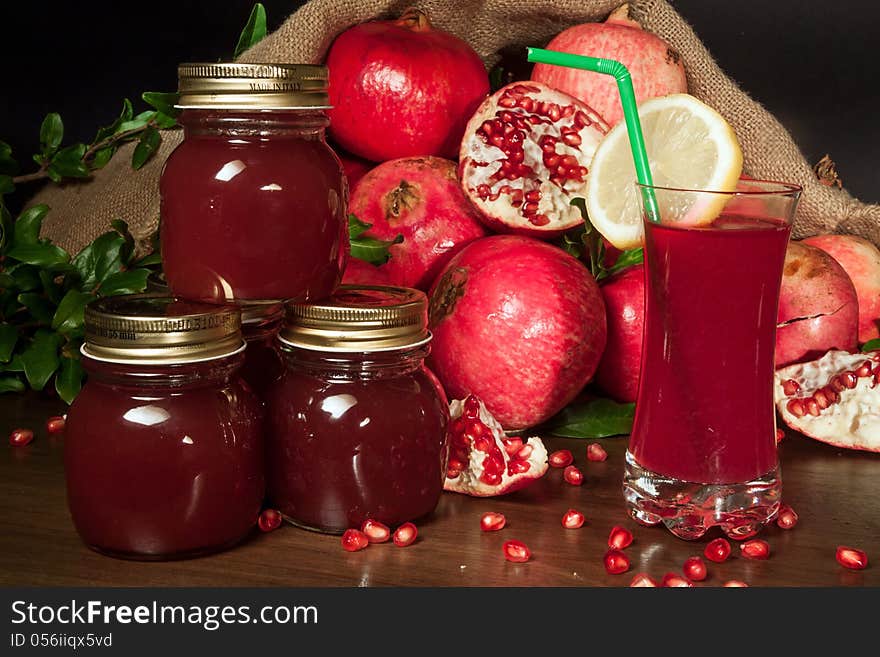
(459, 81), (609, 239)
(774, 349), (880, 451)
(444, 395), (549, 497)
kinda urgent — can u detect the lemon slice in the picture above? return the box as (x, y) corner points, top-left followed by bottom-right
(586, 93), (743, 249)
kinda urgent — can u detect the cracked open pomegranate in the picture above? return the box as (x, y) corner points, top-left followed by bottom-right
(776, 241), (859, 368)
(444, 395), (548, 497)
(458, 81), (608, 238)
(775, 349), (880, 451)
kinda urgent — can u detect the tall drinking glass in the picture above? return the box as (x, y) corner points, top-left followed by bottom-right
(624, 180), (801, 540)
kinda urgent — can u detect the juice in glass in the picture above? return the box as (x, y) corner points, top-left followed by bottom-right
(624, 181), (801, 539)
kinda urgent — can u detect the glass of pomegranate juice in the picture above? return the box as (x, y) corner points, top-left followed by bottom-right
(624, 180), (801, 540)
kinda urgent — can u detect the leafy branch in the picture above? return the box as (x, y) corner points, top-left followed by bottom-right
(0, 3), (269, 402)
(564, 197), (643, 281)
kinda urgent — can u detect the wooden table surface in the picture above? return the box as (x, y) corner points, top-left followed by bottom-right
(1, 392), (876, 587)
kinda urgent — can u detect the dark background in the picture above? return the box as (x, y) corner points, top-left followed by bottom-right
(1, 0), (877, 208)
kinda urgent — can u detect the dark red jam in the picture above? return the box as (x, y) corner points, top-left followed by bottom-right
(265, 286), (449, 533)
(267, 345), (448, 533)
(64, 296), (264, 560)
(66, 354), (264, 559)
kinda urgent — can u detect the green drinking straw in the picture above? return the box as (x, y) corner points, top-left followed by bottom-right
(526, 47), (661, 223)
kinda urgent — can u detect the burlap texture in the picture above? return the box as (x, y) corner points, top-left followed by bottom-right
(38, 0), (879, 254)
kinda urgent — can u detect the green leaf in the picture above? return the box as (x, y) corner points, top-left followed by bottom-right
(153, 112), (178, 130)
(142, 92), (180, 118)
(132, 251), (161, 267)
(52, 289), (93, 335)
(17, 292), (55, 324)
(90, 146), (115, 170)
(13, 204), (49, 246)
(6, 242), (70, 268)
(0, 140), (18, 176)
(39, 112), (64, 154)
(98, 268), (151, 296)
(131, 127), (161, 170)
(71, 231), (125, 290)
(9, 264), (42, 291)
(111, 219), (135, 264)
(543, 398), (636, 438)
(19, 329), (61, 390)
(39, 270), (63, 304)
(348, 214), (371, 240)
(348, 215), (403, 265)
(2, 354), (25, 372)
(0, 199), (12, 251)
(234, 3), (267, 58)
(0, 175), (13, 195)
(93, 99), (132, 144)
(0, 322), (17, 362)
(55, 355), (83, 404)
(0, 375), (25, 394)
(116, 111), (155, 135)
(862, 338), (880, 352)
(49, 143), (89, 179)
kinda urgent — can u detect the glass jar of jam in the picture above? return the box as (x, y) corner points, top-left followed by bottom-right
(161, 63), (347, 303)
(240, 301), (284, 400)
(267, 286), (449, 533)
(65, 296), (264, 560)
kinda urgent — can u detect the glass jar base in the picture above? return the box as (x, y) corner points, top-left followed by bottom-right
(623, 451), (781, 541)
(85, 533), (252, 561)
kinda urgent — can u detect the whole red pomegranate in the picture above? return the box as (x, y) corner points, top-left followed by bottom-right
(326, 9), (489, 162)
(594, 265), (644, 402)
(341, 258), (392, 286)
(459, 81), (608, 239)
(802, 234), (880, 343)
(428, 235), (607, 430)
(350, 157), (488, 290)
(530, 4), (687, 126)
(776, 241), (859, 367)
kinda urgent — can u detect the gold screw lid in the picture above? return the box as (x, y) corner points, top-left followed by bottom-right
(82, 295), (245, 365)
(176, 62), (330, 110)
(279, 285), (431, 352)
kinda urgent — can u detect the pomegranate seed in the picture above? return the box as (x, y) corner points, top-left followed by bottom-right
(608, 525), (633, 550)
(786, 399), (805, 417)
(739, 539), (770, 560)
(561, 508), (585, 529)
(603, 549), (630, 575)
(704, 538), (731, 563)
(629, 573), (658, 587)
(586, 443), (607, 462)
(502, 437), (523, 455)
(775, 428), (785, 443)
(836, 546), (868, 570)
(723, 580), (749, 587)
(781, 378), (800, 396)
(856, 360), (873, 377)
(683, 556), (707, 582)
(361, 519), (391, 543)
(548, 449), (573, 468)
(9, 429), (34, 447)
(776, 504), (799, 530)
(341, 529), (369, 552)
(503, 539), (531, 563)
(563, 465), (583, 486)
(463, 395), (481, 419)
(46, 416), (66, 434)
(661, 573), (693, 587)
(480, 512), (506, 532)
(392, 522), (418, 547)
(257, 508), (282, 532)
(842, 371), (858, 388)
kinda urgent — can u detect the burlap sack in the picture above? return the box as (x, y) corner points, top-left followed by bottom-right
(38, 0), (880, 254)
